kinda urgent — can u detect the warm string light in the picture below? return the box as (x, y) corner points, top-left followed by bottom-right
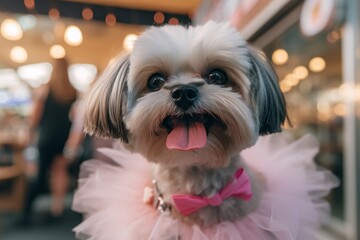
(24, 0), (35, 9)
(154, 12), (165, 24)
(168, 17), (179, 25)
(82, 8), (93, 21)
(106, 14), (116, 26)
(49, 8), (60, 20)
(5, 5), (189, 72)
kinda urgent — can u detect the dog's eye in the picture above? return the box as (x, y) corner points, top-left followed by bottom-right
(147, 74), (166, 91)
(206, 69), (227, 85)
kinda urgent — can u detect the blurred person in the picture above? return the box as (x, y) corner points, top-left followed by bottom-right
(63, 85), (115, 169)
(20, 57), (77, 224)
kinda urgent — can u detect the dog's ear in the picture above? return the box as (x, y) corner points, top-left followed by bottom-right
(247, 46), (288, 135)
(84, 53), (130, 143)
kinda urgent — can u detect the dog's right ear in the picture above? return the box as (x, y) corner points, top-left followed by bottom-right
(247, 46), (288, 135)
(84, 53), (130, 143)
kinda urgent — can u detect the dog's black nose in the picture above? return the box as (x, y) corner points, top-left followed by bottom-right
(171, 85), (199, 110)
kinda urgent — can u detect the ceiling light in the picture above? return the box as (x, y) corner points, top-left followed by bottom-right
(271, 49), (288, 65)
(309, 57), (326, 72)
(17, 62), (53, 88)
(1, 18), (23, 41)
(68, 64), (97, 92)
(10, 46), (28, 63)
(50, 44), (66, 59)
(64, 25), (83, 46)
(123, 34), (138, 51)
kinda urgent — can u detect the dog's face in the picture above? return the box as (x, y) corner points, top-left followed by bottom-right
(84, 22), (287, 168)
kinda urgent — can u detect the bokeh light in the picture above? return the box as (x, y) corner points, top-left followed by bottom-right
(50, 44), (66, 59)
(123, 34), (138, 51)
(10, 46), (28, 63)
(1, 19), (23, 41)
(309, 57), (326, 72)
(64, 25), (83, 46)
(272, 49), (288, 65)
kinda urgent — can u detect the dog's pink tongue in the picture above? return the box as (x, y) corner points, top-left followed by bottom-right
(166, 121), (207, 150)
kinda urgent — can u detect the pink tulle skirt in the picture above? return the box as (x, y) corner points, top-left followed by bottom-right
(72, 133), (338, 240)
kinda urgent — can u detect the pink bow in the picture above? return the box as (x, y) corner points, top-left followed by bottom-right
(171, 168), (252, 216)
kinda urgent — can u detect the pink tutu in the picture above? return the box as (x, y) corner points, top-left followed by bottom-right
(72, 132), (338, 240)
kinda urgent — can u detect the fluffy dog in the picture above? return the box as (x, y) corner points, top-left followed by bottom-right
(83, 21), (287, 228)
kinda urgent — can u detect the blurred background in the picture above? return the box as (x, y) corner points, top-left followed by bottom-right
(0, 0), (359, 240)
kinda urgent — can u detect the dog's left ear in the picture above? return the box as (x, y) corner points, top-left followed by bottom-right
(247, 46), (288, 135)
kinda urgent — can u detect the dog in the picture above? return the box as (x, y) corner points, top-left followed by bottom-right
(83, 21), (287, 228)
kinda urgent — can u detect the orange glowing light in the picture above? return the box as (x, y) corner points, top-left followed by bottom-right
(24, 0), (35, 9)
(106, 14), (116, 26)
(169, 18), (179, 25)
(82, 8), (93, 21)
(154, 12), (165, 24)
(49, 8), (60, 20)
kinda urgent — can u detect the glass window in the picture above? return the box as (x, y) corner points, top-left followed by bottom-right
(262, 22), (344, 220)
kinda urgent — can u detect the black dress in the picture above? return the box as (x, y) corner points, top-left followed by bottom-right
(37, 90), (74, 167)
(23, 90), (75, 217)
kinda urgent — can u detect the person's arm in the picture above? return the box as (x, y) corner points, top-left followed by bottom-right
(30, 99), (43, 130)
(63, 99), (86, 161)
(29, 85), (48, 130)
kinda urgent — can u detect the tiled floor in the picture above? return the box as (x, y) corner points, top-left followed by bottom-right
(0, 194), (82, 240)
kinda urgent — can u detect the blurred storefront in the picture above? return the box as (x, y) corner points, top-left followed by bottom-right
(196, 0), (359, 239)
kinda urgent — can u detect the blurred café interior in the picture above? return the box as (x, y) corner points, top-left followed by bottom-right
(0, 0), (359, 239)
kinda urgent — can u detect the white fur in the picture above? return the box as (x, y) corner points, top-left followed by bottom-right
(84, 21), (286, 227)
